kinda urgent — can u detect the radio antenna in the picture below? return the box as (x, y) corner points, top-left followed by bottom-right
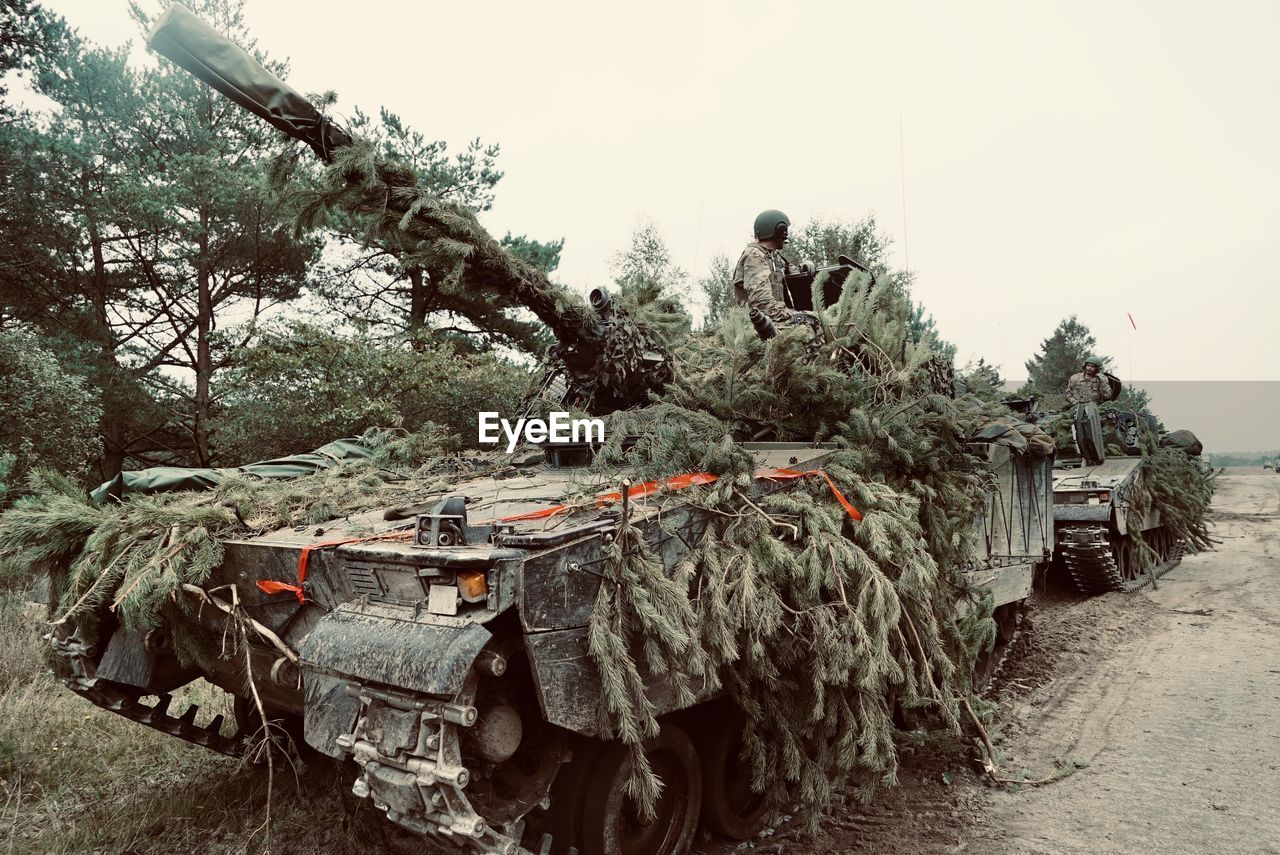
(899, 112), (910, 279)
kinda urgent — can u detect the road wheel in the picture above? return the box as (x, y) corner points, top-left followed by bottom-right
(535, 733), (606, 855)
(1113, 538), (1136, 584)
(581, 724), (702, 855)
(698, 710), (769, 840)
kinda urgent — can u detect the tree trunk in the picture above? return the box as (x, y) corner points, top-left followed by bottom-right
(98, 401), (127, 480)
(407, 266), (430, 349)
(86, 197), (127, 480)
(193, 210), (213, 466)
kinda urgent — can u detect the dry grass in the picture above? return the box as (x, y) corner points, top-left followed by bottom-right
(0, 591), (411, 854)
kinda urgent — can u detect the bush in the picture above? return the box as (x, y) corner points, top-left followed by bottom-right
(208, 322), (530, 464)
(0, 329), (101, 502)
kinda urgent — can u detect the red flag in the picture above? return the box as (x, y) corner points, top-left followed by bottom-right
(1127, 312), (1137, 330)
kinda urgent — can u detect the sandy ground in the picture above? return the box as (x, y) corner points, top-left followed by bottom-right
(972, 469), (1280, 855)
(983, 469), (1280, 855)
(773, 467), (1280, 855)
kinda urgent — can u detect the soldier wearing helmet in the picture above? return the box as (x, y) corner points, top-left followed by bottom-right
(732, 209), (802, 324)
(1066, 356), (1113, 405)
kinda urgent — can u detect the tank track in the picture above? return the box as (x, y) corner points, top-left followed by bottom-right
(1059, 525), (1184, 596)
(48, 629), (245, 757)
(977, 611), (1025, 697)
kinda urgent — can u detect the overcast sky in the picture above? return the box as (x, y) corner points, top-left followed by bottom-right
(31, 0), (1280, 386)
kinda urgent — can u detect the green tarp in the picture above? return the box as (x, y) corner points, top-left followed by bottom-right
(969, 417), (1056, 456)
(90, 439), (373, 503)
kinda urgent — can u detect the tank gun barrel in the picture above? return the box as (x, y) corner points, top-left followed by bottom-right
(146, 5), (671, 413)
(147, 4), (351, 161)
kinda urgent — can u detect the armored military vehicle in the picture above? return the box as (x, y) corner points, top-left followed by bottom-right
(54, 433), (1051, 855)
(1051, 387), (1184, 594)
(35, 6), (1055, 854)
(965, 437), (1054, 685)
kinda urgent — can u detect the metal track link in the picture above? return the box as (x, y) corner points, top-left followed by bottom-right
(1120, 540), (1184, 593)
(49, 631), (244, 757)
(1060, 526), (1184, 596)
(977, 612), (1025, 697)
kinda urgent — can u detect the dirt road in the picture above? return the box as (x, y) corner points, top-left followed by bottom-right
(762, 468), (1280, 855)
(971, 468), (1280, 854)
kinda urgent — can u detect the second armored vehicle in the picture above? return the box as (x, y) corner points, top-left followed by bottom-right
(1051, 397), (1184, 594)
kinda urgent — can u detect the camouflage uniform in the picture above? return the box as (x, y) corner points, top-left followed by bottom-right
(1066, 372), (1113, 405)
(732, 241), (792, 323)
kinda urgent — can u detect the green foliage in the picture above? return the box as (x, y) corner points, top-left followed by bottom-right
(1128, 448), (1217, 569)
(784, 216), (955, 361)
(0, 0), (70, 113)
(785, 216), (891, 271)
(288, 138), (601, 357)
(208, 321), (528, 465)
(698, 252), (735, 330)
(581, 275), (993, 821)
(0, 454), (13, 507)
(909, 301), (958, 363)
(292, 107), (560, 353)
(2, 0), (320, 470)
(0, 427), (464, 635)
(350, 107), (504, 212)
(958, 358), (1006, 403)
(1114, 382), (1156, 420)
(588, 515), (705, 814)
(609, 220), (693, 343)
(0, 329), (101, 501)
(1020, 316), (1103, 408)
(500, 232), (564, 275)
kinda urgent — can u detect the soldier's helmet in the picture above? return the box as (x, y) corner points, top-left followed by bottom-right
(753, 209), (791, 242)
(1082, 355), (1103, 369)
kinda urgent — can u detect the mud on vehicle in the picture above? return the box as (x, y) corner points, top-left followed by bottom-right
(31, 7), (1063, 854)
(51, 430), (1052, 854)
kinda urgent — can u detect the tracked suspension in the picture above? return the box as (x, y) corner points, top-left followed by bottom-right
(48, 629), (245, 756)
(1059, 525), (1184, 596)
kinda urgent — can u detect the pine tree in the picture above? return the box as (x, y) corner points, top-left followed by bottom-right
(959, 358), (1006, 402)
(784, 216), (890, 270)
(698, 252), (734, 330)
(1020, 315), (1104, 405)
(1, 0), (318, 471)
(609, 221), (693, 342)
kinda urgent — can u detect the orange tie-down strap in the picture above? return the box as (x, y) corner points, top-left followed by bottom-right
(257, 468), (860, 603)
(257, 529), (414, 603)
(498, 467), (862, 524)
